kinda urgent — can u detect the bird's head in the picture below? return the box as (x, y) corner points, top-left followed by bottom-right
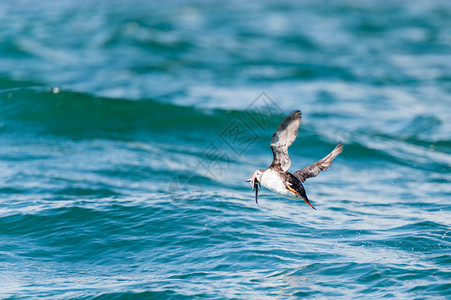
(245, 169), (264, 191)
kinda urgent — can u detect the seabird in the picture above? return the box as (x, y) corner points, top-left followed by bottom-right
(246, 110), (343, 209)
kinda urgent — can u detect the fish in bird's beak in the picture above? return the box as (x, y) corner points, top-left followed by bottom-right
(245, 173), (261, 205)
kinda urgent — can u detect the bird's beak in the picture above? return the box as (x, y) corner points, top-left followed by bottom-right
(246, 177), (254, 190)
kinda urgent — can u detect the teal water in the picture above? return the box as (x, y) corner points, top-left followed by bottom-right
(1, 0), (450, 299)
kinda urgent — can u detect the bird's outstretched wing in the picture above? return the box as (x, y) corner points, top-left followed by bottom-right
(270, 110), (302, 172)
(293, 142), (343, 182)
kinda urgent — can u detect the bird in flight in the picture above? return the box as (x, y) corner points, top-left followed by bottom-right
(246, 110), (343, 209)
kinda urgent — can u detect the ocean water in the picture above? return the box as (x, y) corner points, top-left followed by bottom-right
(1, 0), (450, 299)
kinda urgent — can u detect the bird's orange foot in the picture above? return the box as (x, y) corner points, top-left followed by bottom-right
(286, 184), (300, 195)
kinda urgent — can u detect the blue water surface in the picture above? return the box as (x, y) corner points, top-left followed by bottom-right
(0, 0), (450, 299)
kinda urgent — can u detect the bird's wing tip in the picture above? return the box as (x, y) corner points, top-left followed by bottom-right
(335, 142), (344, 153)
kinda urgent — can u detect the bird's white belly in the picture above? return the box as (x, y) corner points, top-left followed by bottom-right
(261, 169), (294, 198)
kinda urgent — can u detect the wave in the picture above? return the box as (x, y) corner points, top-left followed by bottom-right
(0, 87), (284, 139)
(1, 87), (448, 174)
